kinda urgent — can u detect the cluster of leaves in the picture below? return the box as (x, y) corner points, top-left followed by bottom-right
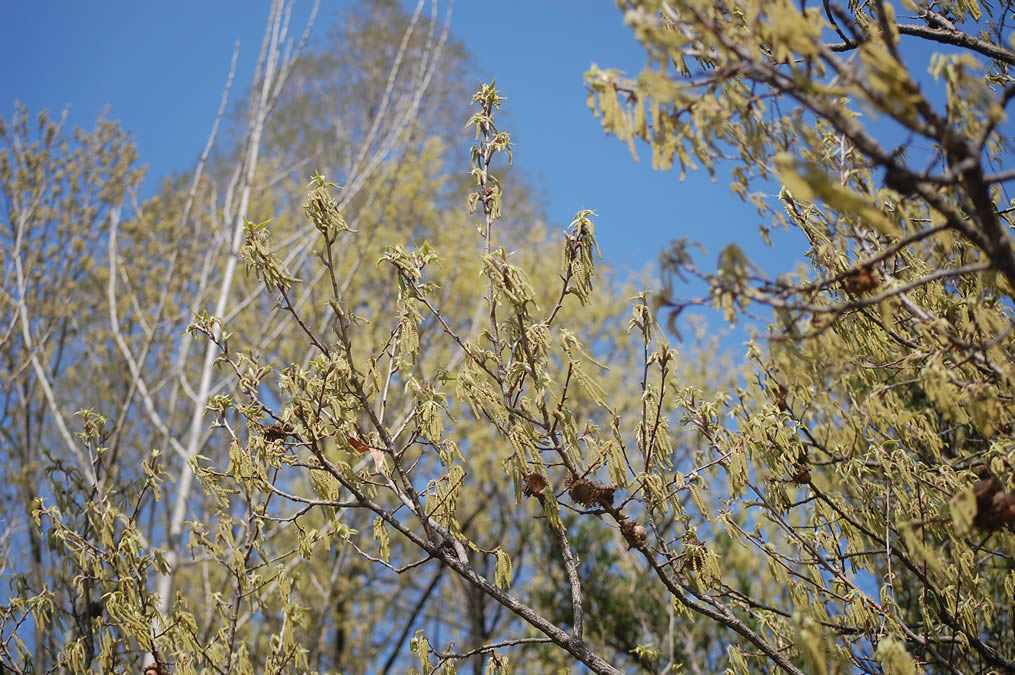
(204, 77), (711, 673)
(3, 3), (726, 672)
(586, 0), (1015, 672)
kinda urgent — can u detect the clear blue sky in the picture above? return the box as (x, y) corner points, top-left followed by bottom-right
(0, 1), (792, 336)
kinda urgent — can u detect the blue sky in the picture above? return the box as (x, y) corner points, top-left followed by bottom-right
(1, 1), (777, 304)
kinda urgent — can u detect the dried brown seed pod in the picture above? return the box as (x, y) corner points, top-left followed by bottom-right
(567, 477), (597, 507)
(970, 472), (1015, 533)
(772, 383), (789, 412)
(621, 520), (648, 548)
(793, 465), (811, 485)
(522, 472), (548, 497)
(263, 422), (294, 442)
(597, 483), (618, 507)
(566, 476), (617, 508)
(844, 264), (880, 295)
(991, 493), (1015, 532)
(973, 464), (993, 480)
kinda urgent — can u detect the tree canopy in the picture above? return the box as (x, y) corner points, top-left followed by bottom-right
(3, 1), (1015, 673)
(587, 0), (1015, 672)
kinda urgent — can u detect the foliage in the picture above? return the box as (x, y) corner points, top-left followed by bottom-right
(587, 0), (1015, 672)
(8, 0), (1015, 673)
(1, 2), (720, 673)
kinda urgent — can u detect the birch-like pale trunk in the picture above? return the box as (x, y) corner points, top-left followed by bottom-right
(148, 0), (320, 649)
